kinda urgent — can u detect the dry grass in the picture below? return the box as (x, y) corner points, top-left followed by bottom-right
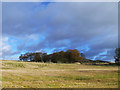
(1, 60), (119, 88)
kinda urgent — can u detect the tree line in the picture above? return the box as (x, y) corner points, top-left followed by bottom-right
(19, 49), (86, 63)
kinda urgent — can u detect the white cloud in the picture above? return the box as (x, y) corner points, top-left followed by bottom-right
(2, 37), (11, 55)
(2, 37), (8, 42)
(27, 34), (38, 40)
(1, 37), (20, 59)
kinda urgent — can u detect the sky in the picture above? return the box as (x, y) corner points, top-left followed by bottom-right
(1, 2), (118, 62)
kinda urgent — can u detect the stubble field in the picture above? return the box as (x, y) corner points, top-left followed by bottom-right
(1, 60), (119, 88)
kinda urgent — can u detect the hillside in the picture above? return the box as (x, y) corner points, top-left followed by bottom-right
(1, 60), (118, 88)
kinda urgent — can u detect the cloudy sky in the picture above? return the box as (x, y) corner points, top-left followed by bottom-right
(2, 2), (118, 62)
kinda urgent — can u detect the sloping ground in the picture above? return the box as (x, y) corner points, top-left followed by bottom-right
(1, 60), (119, 88)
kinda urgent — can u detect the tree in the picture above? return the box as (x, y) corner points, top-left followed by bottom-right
(66, 49), (81, 63)
(33, 52), (42, 62)
(80, 53), (85, 59)
(19, 54), (24, 61)
(58, 51), (68, 63)
(19, 54), (29, 61)
(114, 48), (120, 64)
(42, 53), (48, 62)
(51, 52), (59, 63)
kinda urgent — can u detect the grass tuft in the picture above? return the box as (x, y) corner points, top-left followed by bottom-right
(5, 62), (25, 68)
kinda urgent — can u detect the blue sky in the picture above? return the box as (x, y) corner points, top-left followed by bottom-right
(2, 2), (118, 62)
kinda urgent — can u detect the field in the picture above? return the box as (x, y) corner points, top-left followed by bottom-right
(1, 60), (119, 88)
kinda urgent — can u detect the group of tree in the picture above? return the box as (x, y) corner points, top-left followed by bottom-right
(19, 48), (120, 64)
(19, 49), (86, 63)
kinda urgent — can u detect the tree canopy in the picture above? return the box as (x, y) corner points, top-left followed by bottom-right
(114, 48), (120, 64)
